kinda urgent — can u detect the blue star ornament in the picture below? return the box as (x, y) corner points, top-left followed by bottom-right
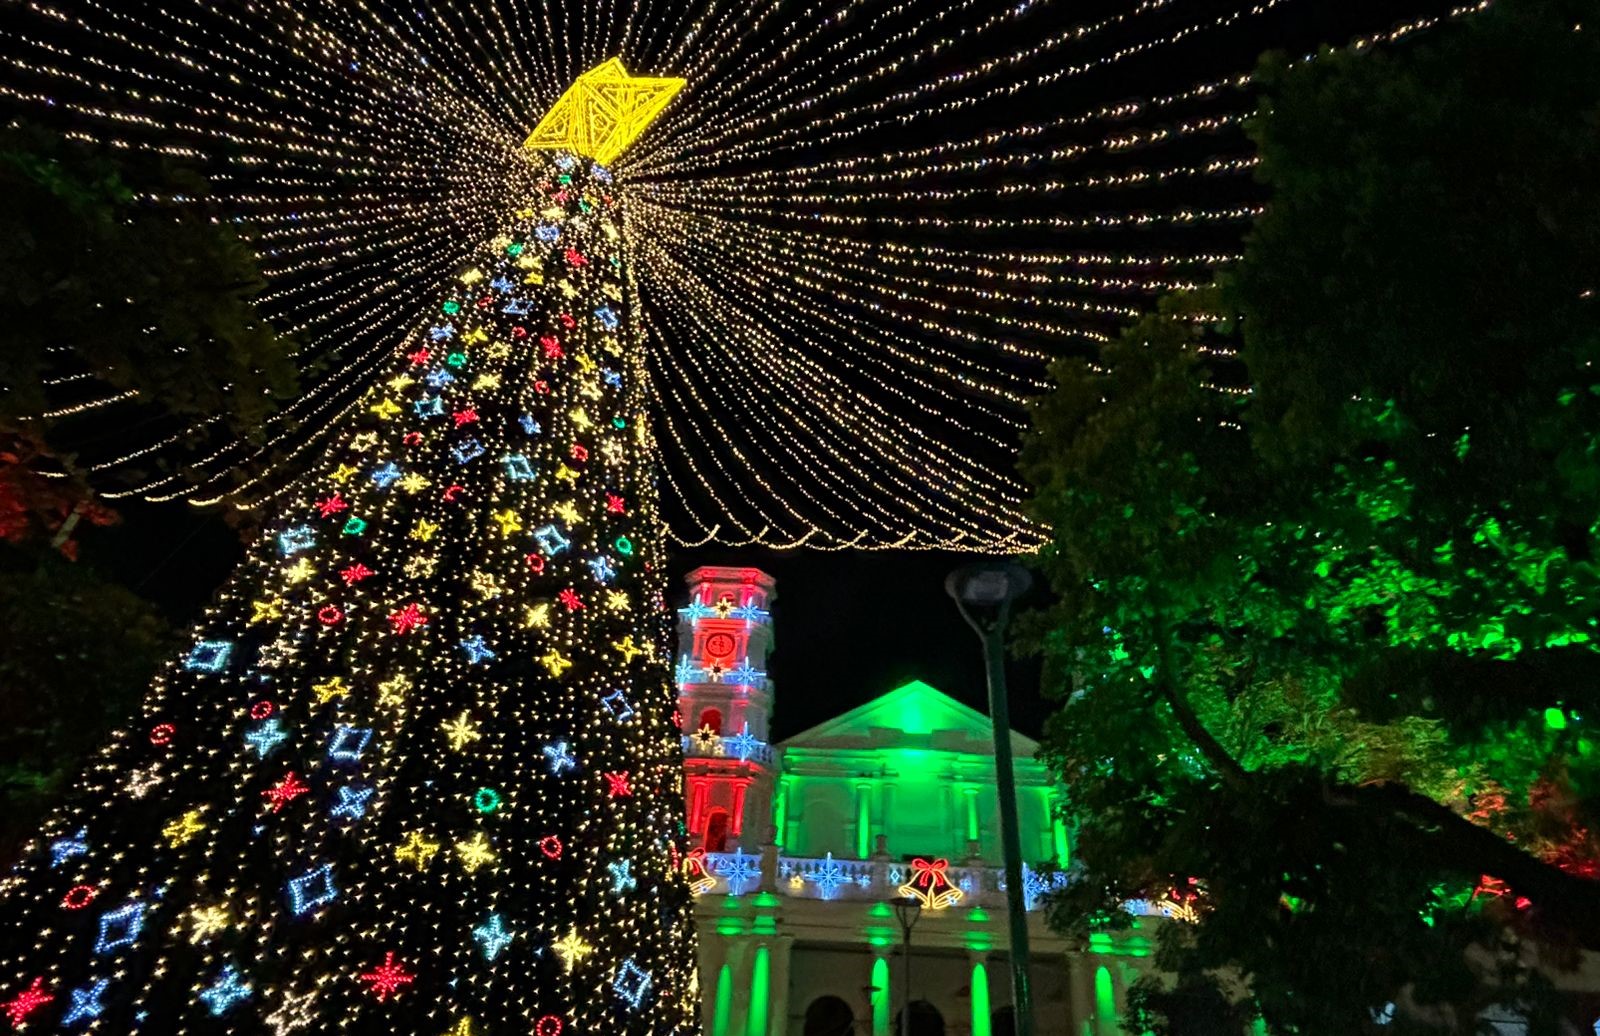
(330, 785), (374, 821)
(460, 636), (497, 664)
(50, 828), (90, 868)
(472, 913), (516, 961)
(62, 978), (109, 1025)
(244, 717), (289, 758)
(198, 965), (252, 1016)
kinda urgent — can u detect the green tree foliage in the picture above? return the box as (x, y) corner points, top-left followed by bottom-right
(0, 126), (291, 850)
(0, 123), (297, 442)
(1022, 2), (1600, 1031)
(0, 552), (173, 857)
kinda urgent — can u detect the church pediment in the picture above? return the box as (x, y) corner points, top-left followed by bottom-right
(777, 679), (1038, 757)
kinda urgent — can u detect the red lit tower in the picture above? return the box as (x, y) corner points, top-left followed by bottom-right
(676, 567), (776, 853)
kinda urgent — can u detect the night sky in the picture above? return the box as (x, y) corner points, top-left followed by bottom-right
(90, 503), (1050, 743)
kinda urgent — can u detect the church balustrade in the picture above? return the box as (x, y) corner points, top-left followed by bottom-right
(690, 850), (1074, 911)
(680, 729), (774, 766)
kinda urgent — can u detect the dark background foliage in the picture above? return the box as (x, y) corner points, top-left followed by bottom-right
(1022, 1), (1600, 1031)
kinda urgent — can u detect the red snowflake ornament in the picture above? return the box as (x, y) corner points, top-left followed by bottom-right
(388, 603), (428, 634)
(263, 771), (310, 813)
(360, 952), (415, 1001)
(340, 563), (375, 585)
(4, 978), (52, 1026)
(315, 493), (349, 517)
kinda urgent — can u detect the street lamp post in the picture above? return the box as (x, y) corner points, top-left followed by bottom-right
(892, 897), (923, 1036)
(946, 561), (1035, 1036)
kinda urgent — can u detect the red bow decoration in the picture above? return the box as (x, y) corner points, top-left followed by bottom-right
(898, 857), (963, 910)
(908, 857), (948, 887)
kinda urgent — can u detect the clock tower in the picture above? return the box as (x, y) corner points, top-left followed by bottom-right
(676, 566), (777, 852)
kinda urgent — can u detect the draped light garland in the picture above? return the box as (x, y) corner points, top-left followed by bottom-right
(0, 0), (1487, 550)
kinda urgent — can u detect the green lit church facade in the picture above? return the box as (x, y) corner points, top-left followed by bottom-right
(675, 567), (1161, 1036)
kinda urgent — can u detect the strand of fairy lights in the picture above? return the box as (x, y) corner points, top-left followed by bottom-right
(641, 234), (1041, 525)
(642, 70), (1256, 193)
(640, 202), (1059, 385)
(662, 206), (1148, 339)
(644, 286), (906, 540)
(643, 0), (1212, 175)
(641, 207), (1058, 403)
(642, 200), (1132, 365)
(641, 239), (1030, 543)
(650, 231), (1041, 495)
(641, 0), (1156, 175)
(644, 0), (1008, 173)
(651, 0), (1491, 185)
(660, 280), (1042, 544)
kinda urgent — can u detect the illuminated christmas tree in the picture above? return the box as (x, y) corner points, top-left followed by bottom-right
(0, 65), (700, 1035)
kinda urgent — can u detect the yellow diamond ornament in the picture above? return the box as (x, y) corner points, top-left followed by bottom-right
(523, 58), (684, 166)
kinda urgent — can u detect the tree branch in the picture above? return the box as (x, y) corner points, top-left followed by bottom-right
(1156, 638), (1252, 793)
(1342, 780), (1600, 945)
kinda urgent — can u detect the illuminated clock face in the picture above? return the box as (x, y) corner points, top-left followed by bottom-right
(704, 632), (736, 661)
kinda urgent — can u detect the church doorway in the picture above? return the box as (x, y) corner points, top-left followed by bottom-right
(703, 808), (731, 852)
(894, 1000), (945, 1036)
(802, 996), (855, 1036)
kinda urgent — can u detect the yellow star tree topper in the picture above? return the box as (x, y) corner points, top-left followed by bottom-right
(522, 57), (684, 165)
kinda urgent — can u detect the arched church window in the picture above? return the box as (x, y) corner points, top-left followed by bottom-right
(698, 707), (723, 734)
(703, 808), (731, 853)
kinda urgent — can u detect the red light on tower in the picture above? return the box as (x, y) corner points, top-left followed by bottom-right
(677, 567), (777, 855)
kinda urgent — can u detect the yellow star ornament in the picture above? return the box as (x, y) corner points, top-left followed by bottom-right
(551, 928), (594, 973)
(311, 675), (350, 704)
(162, 809), (207, 848)
(395, 831), (441, 872)
(523, 57), (685, 166)
(188, 904), (231, 943)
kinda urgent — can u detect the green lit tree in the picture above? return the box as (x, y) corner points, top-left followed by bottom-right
(1022, 1), (1600, 1032)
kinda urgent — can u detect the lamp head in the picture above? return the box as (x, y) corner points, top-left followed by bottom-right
(945, 562), (1032, 635)
(892, 896), (923, 930)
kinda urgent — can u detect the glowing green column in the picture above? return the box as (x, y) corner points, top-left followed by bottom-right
(964, 787), (980, 843)
(856, 782), (872, 858)
(970, 961), (992, 1036)
(1094, 966), (1117, 1031)
(747, 945), (771, 1036)
(773, 778), (790, 848)
(871, 956), (891, 1036)
(712, 964), (734, 1036)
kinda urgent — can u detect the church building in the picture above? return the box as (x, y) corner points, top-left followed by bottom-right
(674, 566), (1164, 1036)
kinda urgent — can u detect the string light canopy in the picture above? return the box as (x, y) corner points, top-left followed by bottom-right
(2, 0), (1485, 550)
